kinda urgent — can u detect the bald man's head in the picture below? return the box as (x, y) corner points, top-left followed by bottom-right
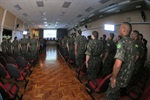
(122, 22), (132, 36)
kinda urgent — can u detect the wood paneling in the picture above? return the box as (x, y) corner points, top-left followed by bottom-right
(0, 6), (4, 25)
(4, 11), (15, 29)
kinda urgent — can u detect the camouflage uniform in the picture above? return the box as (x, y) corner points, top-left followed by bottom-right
(29, 38), (38, 58)
(6, 41), (12, 53)
(75, 35), (87, 68)
(133, 40), (143, 75)
(85, 39), (103, 79)
(102, 40), (116, 77)
(1, 39), (7, 52)
(20, 38), (28, 56)
(106, 36), (137, 100)
(12, 39), (20, 56)
(67, 36), (75, 61)
(62, 36), (68, 58)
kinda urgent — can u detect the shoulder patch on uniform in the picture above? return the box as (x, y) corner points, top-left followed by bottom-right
(117, 43), (121, 49)
(107, 43), (110, 46)
(135, 44), (139, 48)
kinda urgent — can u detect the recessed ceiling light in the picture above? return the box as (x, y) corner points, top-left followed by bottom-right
(99, 15), (103, 17)
(88, 14), (94, 18)
(136, 5), (141, 8)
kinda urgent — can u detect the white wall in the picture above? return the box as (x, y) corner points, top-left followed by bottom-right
(70, 10), (150, 62)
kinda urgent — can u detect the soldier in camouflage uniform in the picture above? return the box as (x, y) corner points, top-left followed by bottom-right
(85, 31), (103, 79)
(6, 38), (12, 54)
(1, 38), (7, 52)
(12, 37), (20, 57)
(131, 30), (143, 75)
(101, 33), (116, 78)
(20, 35), (28, 56)
(62, 36), (68, 58)
(75, 30), (87, 68)
(29, 34), (38, 59)
(67, 33), (75, 61)
(106, 22), (137, 100)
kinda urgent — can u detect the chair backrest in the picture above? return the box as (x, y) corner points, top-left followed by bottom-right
(24, 52), (33, 62)
(0, 64), (7, 77)
(97, 74), (111, 91)
(6, 64), (20, 78)
(0, 56), (7, 67)
(6, 56), (16, 65)
(0, 52), (7, 59)
(0, 86), (9, 100)
(16, 56), (26, 69)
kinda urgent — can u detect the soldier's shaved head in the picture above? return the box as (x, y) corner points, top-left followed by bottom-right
(122, 22), (132, 36)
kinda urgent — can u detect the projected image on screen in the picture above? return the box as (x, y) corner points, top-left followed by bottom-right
(44, 30), (57, 39)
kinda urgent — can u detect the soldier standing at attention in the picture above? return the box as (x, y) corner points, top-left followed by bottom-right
(6, 38), (12, 54)
(1, 38), (7, 52)
(85, 31), (103, 79)
(131, 30), (142, 75)
(67, 33), (75, 61)
(29, 34), (38, 59)
(62, 36), (68, 58)
(12, 37), (20, 57)
(74, 29), (87, 68)
(106, 22), (137, 100)
(20, 35), (28, 56)
(101, 33), (116, 78)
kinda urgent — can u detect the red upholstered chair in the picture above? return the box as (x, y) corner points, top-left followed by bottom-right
(6, 64), (29, 89)
(76, 62), (87, 83)
(16, 56), (32, 76)
(0, 63), (10, 79)
(0, 56), (7, 67)
(6, 56), (18, 68)
(85, 74), (111, 100)
(0, 80), (23, 100)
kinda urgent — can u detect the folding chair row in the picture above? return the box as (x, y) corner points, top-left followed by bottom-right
(0, 80), (23, 100)
(0, 63), (29, 89)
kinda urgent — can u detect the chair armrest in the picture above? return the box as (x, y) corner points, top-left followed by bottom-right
(87, 79), (98, 90)
(8, 83), (19, 96)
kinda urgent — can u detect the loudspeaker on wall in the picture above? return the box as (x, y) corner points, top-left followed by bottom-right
(141, 11), (146, 22)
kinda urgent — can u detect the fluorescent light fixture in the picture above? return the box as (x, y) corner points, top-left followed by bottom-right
(45, 24), (48, 26)
(88, 13), (94, 18)
(118, 0), (130, 5)
(115, 9), (121, 13)
(99, 15), (103, 17)
(136, 5), (141, 8)
(44, 22), (47, 24)
(81, 18), (85, 21)
(104, 24), (115, 31)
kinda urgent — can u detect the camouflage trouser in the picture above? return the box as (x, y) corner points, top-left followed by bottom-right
(69, 50), (75, 61)
(75, 54), (85, 68)
(101, 60), (114, 78)
(87, 66), (99, 80)
(106, 85), (120, 100)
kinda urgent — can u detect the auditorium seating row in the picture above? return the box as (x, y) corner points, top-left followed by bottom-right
(58, 44), (150, 100)
(0, 51), (37, 100)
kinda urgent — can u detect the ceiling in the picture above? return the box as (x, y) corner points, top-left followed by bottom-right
(0, 0), (149, 29)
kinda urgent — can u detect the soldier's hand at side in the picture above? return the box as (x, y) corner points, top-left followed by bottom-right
(86, 62), (88, 68)
(110, 77), (116, 88)
(75, 51), (77, 55)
